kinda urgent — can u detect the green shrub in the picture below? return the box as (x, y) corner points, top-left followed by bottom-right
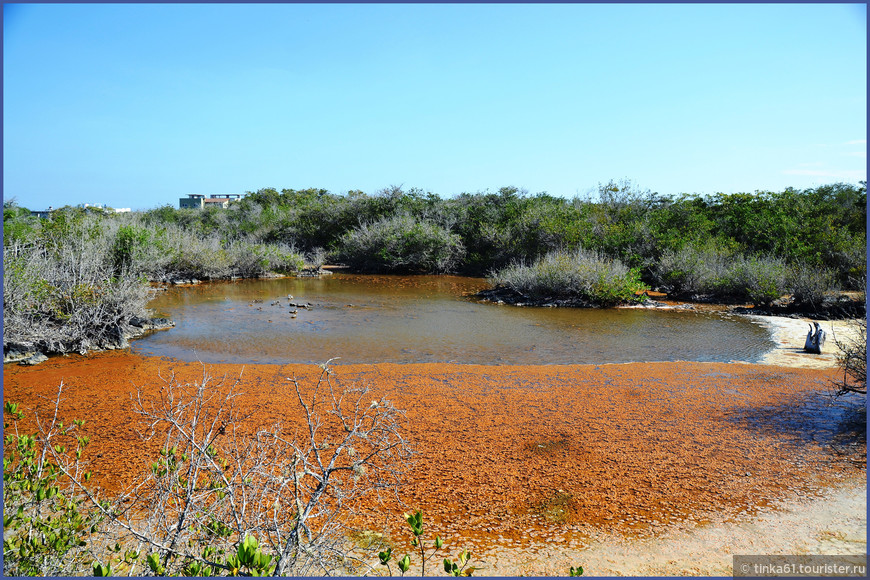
(164, 234), (233, 280)
(786, 262), (835, 309)
(719, 255), (787, 306)
(225, 241), (304, 277)
(3, 402), (102, 576)
(334, 214), (465, 273)
(110, 224), (151, 275)
(653, 245), (801, 306)
(652, 243), (733, 298)
(378, 510), (477, 577)
(490, 249), (647, 306)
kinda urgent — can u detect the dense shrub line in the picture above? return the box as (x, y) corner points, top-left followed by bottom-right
(10, 180), (863, 289)
(334, 214), (465, 274)
(51, 180), (857, 288)
(106, 180), (862, 291)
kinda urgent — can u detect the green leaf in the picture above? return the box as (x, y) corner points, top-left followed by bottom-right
(398, 554), (411, 573)
(92, 561), (111, 576)
(146, 552), (161, 572)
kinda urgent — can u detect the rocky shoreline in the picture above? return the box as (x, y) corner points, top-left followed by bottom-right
(3, 316), (175, 366)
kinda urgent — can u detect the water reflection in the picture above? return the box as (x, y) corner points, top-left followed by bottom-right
(133, 274), (774, 365)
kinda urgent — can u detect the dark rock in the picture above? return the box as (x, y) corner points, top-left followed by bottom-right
(148, 317), (175, 330)
(19, 353), (48, 366)
(103, 325), (130, 350)
(4, 342), (38, 364)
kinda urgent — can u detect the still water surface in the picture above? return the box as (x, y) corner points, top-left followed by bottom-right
(133, 274), (774, 365)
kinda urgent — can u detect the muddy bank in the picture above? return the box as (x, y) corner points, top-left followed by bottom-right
(3, 353), (864, 562)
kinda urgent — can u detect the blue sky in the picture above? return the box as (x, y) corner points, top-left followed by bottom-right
(3, 3), (866, 211)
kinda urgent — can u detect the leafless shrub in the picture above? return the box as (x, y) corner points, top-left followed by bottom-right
(3, 229), (151, 354)
(834, 317), (867, 396)
(62, 361), (412, 576)
(305, 247), (328, 271)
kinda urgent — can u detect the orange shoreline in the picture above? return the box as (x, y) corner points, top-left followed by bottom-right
(2, 351), (864, 554)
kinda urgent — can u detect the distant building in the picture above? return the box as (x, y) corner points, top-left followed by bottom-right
(179, 193), (244, 209)
(30, 206), (54, 219)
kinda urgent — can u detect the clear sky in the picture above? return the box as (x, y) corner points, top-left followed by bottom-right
(3, 3), (866, 211)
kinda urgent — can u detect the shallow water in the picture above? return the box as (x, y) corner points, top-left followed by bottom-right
(133, 274), (775, 365)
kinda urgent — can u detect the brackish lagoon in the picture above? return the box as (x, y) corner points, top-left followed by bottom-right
(133, 274), (775, 365)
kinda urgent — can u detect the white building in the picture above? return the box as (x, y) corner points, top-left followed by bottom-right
(179, 193), (245, 209)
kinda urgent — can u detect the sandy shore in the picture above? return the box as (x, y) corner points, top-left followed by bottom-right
(748, 315), (862, 370)
(2, 314), (865, 577)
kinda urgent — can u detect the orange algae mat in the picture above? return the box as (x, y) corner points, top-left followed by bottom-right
(3, 351), (863, 550)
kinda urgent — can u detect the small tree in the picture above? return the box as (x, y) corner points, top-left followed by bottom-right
(3, 386), (103, 576)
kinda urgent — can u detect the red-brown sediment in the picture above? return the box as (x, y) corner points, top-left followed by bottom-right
(3, 351), (864, 553)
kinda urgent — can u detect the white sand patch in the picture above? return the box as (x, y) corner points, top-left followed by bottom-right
(747, 316), (863, 370)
